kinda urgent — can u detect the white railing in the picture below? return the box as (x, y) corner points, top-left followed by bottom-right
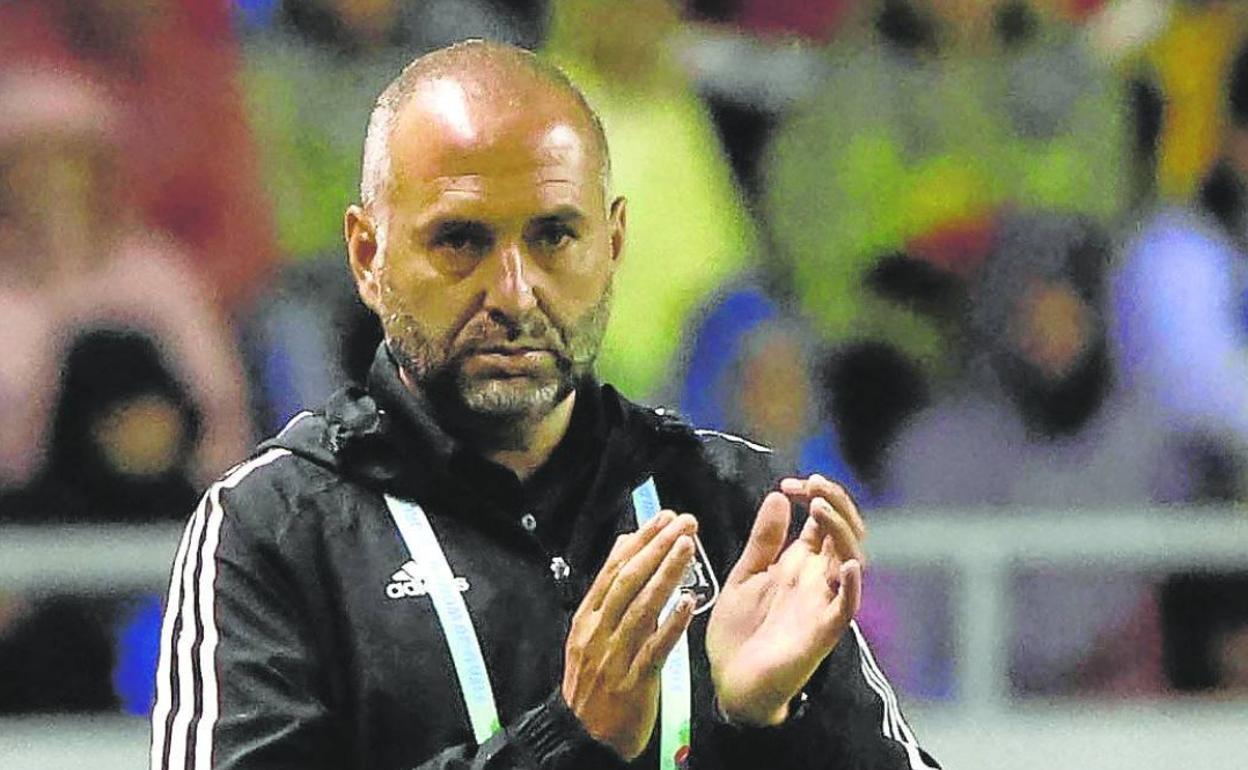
(0, 523), (183, 594)
(2, 510), (1247, 770)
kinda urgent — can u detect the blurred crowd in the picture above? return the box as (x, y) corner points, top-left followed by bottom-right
(2, 0), (1247, 714)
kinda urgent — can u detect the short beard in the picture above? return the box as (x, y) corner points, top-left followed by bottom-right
(381, 282), (612, 439)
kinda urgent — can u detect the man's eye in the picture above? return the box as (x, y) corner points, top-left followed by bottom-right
(534, 223), (575, 250)
(432, 226), (490, 255)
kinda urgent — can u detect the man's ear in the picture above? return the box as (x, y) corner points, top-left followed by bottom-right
(608, 195), (626, 268)
(345, 204), (382, 312)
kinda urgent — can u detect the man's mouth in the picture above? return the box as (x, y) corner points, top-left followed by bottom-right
(474, 345), (551, 355)
(464, 347), (556, 375)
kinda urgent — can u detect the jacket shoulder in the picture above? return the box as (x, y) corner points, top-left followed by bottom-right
(212, 423), (351, 546)
(660, 408), (787, 489)
(624, 398), (789, 498)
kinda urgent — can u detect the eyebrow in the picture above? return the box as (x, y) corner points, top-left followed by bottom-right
(530, 206), (587, 226)
(422, 218), (493, 241)
(429, 217), (485, 231)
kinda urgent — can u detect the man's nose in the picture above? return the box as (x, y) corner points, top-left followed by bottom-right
(483, 242), (538, 317)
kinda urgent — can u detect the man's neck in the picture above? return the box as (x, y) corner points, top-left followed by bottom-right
(483, 393), (577, 481)
(398, 369), (577, 481)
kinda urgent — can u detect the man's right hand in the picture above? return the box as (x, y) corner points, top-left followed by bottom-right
(561, 510), (699, 760)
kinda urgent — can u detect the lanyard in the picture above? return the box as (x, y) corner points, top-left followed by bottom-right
(631, 477), (693, 770)
(386, 493), (501, 744)
(384, 477), (692, 769)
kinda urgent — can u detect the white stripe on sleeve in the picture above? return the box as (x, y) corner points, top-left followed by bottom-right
(856, 639), (897, 740)
(693, 428), (774, 454)
(851, 621), (939, 769)
(273, 411), (313, 439)
(193, 488), (228, 770)
(152, 447), (291, 769)
(165, 496), (210, 767)
(150, 501), (203, 770)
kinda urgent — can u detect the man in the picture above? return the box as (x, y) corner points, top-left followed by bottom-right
(151, 41), (937, 770)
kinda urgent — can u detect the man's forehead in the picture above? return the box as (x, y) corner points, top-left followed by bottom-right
(415, 171), (587, 214)
(387, 76), (599, 193)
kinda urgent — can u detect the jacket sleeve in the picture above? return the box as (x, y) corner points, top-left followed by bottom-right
(150, 450), (631, 770)
(149, 449), (343, 770)
(695, 622), (940, 770)
(409, 690), (629, 770)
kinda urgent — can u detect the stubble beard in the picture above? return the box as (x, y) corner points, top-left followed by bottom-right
(380, 283), (613, 437)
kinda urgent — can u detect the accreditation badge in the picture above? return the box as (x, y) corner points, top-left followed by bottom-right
(679, 534), (720, 615)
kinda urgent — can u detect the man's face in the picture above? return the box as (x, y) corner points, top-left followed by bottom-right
(348, 79), (624, 426)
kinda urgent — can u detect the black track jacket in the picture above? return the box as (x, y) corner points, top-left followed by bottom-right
(150, 346), (939, 770)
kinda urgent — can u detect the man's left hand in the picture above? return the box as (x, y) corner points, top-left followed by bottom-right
(706, 475), (866, 727)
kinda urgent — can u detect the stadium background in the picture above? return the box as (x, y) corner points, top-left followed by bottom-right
(1, 1), (1246, 767)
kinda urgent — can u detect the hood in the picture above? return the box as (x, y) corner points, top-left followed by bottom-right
(260, 343), (700, 502)
(969, 209), (1108, 362)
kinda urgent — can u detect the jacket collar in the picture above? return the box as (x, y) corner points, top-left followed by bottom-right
(318, 344), (697, 505)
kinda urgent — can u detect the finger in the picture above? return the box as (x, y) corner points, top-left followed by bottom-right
(822, 559), (863, 644)
(807, 474), (865, 541)
(811, 497), (865, 568)
(796, 504), (824, 552)
(614, 534), (694, 642)
(792, 531), (836, 593)
(768, 544), (808, 595)
(582, 510), (674, 614)
(781, 475), (866, 541)
(783, 500), (843, 588)
(819, 533), (842, 587)
(791, 533), (846, 603)
(599, 514), (698, 627)
(635, 590), (696, 676)
(726, 492), (790, 585)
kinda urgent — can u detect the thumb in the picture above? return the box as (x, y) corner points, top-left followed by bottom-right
(727, 492), (790, 584)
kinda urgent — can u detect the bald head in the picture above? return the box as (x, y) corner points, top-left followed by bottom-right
(344, 41), (626, 439)
(359, 40), (610, 216)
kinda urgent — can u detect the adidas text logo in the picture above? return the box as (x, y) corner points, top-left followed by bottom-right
(385, 560), (470, 599)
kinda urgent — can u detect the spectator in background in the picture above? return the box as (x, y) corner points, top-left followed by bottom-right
(762, 0), (1129, 479)
(243, 0), (540, 262)
(0, 71), (253, 516)
(243, 255), (380, 433)
(884, 210), (1206, 506)
(679, 0), (862, 199)
(1110, 40), (1248, 483)
(687, 0), (859, 44)
(0, 0), (276, 310)
(542, 0), (756, 400)
(0, 68), (250, 718)
(1116, 39), (1248, 697)
(0, 593), (120, 714)
(882, 210), (1200, 697)
(21, 329), (204, 523)
(673, 280), (863, 495)
(1124, 0), (1248, 203)
(1161, 572), (1248, 694)
(0, 331), (198, 713)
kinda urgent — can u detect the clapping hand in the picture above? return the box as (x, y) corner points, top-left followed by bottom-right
(706, 475), (866, 726)
(562, 510), (699, 759)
